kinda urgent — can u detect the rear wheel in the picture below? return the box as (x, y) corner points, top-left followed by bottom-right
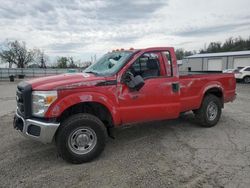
(56, 113), (106, 164)
(194, 94), (222, 127)
(243, 76), (250, 83)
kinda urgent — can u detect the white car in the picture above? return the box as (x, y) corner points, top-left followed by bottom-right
(235, 66), (250, 83)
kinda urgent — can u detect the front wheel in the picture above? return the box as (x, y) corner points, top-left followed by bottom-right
(56, 113), (107, 164)
(194, 94), (222, 127)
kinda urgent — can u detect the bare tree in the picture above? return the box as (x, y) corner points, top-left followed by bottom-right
(0, 49), (14, 68)
(0, 40), (34, 68)
(82, 61), (92, 69)
(33, 49), (48, 68)
(68, 57), (77, 68)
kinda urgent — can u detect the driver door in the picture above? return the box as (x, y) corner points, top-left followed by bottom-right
(117, 51), (180, 124)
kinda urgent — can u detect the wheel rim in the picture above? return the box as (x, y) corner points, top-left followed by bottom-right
(68, 127), (97, 155)
(206, 101), (218, 121)
(244, 77), (250, 83)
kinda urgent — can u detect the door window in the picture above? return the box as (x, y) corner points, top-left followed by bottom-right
(128, 53), (161, 79)
(244, 67), (250, 71)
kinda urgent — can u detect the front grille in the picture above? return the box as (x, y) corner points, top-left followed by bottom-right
(16, 82), (32, 118)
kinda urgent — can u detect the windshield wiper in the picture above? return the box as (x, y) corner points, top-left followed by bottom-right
(85, 71), (99, 75)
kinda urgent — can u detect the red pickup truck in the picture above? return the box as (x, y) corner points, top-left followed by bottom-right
(14, 47), (236, 163)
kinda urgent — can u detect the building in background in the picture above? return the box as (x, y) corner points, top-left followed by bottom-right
(182, 50), (250, 72)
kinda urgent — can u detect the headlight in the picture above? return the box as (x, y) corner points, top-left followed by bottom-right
(32, 91), (57, 117)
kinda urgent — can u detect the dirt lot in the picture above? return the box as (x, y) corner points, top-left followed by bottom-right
(0, 81), (250, 188)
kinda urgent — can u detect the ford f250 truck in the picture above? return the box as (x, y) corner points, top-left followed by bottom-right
(14, 47), (236, 163)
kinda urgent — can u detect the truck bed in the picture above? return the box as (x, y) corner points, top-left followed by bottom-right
(179, 73), (236, 112)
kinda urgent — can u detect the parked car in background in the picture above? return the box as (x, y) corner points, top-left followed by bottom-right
(235, 66), (250, 83)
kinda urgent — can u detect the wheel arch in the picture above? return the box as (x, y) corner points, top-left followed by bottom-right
(46, 92), (121, 126)
(203, 86), (224, 108)
(57, 101), (114, 128)
(53, 101), (116, 142)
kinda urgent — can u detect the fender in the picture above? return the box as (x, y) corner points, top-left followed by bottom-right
(198, 81), (224, 107)
(45, 91), (121, 125)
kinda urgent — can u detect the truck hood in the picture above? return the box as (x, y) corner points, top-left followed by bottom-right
(27, 73), (109, 90)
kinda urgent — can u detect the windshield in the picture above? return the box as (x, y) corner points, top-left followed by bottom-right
(84, 51), (133, 76)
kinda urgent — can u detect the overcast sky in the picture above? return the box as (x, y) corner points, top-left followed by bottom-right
(0, 0), (249, 61)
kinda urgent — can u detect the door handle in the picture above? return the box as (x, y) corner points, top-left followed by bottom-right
(172, 83), (179, 93)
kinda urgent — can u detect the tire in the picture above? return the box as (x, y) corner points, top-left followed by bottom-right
(243, 76), (250, 84)
(195, 94), (222, 127)
(56, 113), (107, 164)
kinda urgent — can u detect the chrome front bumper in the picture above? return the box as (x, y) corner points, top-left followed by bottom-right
(14, 111), (60, 144)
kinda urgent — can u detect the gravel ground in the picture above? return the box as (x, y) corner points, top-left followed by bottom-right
(0, 81), (250, 188)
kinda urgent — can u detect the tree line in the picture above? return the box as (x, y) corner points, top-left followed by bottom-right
(175, 36), (250, 60)
(0, 40), (91, 69)
(1, 36), (250, 65)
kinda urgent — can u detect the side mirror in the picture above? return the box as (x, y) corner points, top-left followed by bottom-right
(123, 72), (145, 91)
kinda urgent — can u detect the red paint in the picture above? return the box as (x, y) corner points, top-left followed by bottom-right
(26, 47), (236, 126)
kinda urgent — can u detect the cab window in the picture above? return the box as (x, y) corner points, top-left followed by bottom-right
(128, 53), (161, 79)
(162, 51), (173, 77)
